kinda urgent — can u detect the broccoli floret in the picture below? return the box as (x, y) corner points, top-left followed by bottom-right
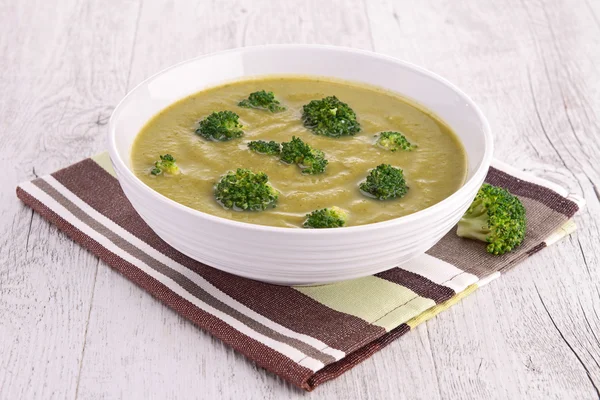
(150, 154), (179, 176)
(302, 96), (361, 137)
(359, 164), (408, 200)
(376, 131), (416, 152)
(248, 140), (281, 155)
(303, 207), (348, 229)
(457, 183), (526, 255)
(214, 168), (278, 211)
(196, 111), (243, 141)
(280, 136), (328, 174)
(238, 90), (286, 112)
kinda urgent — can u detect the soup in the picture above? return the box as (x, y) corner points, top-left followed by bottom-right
(131, 76), (467, 228)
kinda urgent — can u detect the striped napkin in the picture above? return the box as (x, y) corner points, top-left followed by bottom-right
(16, 153), (583, 391)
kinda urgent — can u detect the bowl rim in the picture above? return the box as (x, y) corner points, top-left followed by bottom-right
(108, 44), (494, 235)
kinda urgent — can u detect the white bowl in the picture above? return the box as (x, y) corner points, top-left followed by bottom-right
(108, 45), (493, 285)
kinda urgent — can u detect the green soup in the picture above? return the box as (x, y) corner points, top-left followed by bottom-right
(131, 76), (467, 228)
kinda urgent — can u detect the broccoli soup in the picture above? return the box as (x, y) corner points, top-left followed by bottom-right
(131, 76), (467, 228)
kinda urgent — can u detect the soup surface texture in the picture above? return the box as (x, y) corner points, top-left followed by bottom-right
(131, 76), (467, 228)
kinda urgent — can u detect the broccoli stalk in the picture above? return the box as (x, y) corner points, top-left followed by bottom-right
(302, 96), (361, 137)
(303, 207), (348, 228)
(239, 90), (286, 112)
(196, 111), (244, 141)
(280, 136), (328, 174)
(376, 131), (416, 152)
(248, 140), (281, 155)
(457, 183), (526, 255)
(150, 154), (179, 176)
(359, 164), (408, 200)
(214, 168), (278, 211)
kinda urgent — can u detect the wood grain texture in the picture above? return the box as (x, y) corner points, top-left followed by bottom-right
(0, 0), (598, 399)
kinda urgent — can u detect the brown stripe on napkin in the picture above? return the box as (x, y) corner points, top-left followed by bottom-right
(376, 268), (456, 303)
(526, 242), (547, 256)
(52, 158), (386, 353)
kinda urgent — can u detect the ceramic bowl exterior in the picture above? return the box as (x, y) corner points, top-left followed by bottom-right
(108, 45), (493, 285)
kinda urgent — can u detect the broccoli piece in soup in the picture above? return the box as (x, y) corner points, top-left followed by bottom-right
(457, 183), (526, 255)
(280, 136), (328, 175)
(150, 154), (179, 176)
(239, 90), (286, 112)
(196, 111), (243, 141)
(359, 164), (408, 200)
(303, 207), (348, 229)
(376, 131), (416, 152)
(214, 168), (278, 211)
(301, 96), (361, 137)
(248, 140), (281, 155)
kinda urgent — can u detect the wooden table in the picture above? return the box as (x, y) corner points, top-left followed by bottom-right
(1, 0), (599, 398)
